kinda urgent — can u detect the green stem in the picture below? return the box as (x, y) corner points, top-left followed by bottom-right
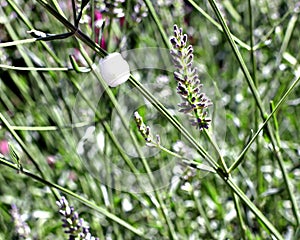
(207, 0), (299, 227)
(229, 75), (300, 173)
(6, 0), (64, 65)
(9, 122), (92, 131)
(276, 12), (299, 65)
(226, 177), (283, 240)
(143, 0), (171, 49)
(204, 129), (228, 172)
(32, 0), (290, 236)
(248, 0), (262, 196)
(270, 101), (281, 147)
(0, 113), (60, 200)
(232, 192), (247, 239)
(0, 64), (86, 72)
(149, 140), (215, 173)
(0, 38), (37, 47)
(78, 44), (178, 239)
(186, 0), (250, 50)
(192, 188), (216, 239)
(0, 156), (145, 237)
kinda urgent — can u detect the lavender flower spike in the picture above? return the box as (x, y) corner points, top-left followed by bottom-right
(10, 204), (31, 239)
(56, 196), (99, 240)
(134, 112), (160, 146)
(170, 25), (212, 130)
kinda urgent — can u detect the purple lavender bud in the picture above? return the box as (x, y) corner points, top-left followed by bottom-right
(182, 34), (188, 45)
(174, 72), (185, 83)
(57, 196), (98, 240)
(177, 84), (188, 96)
(186, 54), (193, 65)
(186, 45), (194, 55)
(174, 24), (179, 37)
(179, 27), (183, 35)
(170, 37), (177, 46)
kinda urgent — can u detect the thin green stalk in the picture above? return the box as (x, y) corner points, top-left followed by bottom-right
(0, 38), (37, 47)
(32, 0), (289, 236)
(101, 129), (122, 239)
(186, 0), (250, 50)
(232, 192), (247, 239)
(71, 44), (178, 238)
(0, 113), (60, 200)
(270, 101), (281, 147)
(207, 0), (265, 116)
(0, 156), (145, 238)
(248, 0), (262, 195)
(0, 64), (83, 71)
(229, 71), (300, 173)
(143, 0), (171, 49)
(145, 137), (215, 173)
(248, 0), (257, 109)
(204, 129), (228, 172)
(253, 10), (291, 51)
(192, 188), (216, 239)
(226, 177), (283, 240)
(102, 134), (122, 240)
(276, 12), (299, 65)
(207, 0), (299, 226)
(10, 125), (70, 131)
(6, 0), (63, 65)
(50, 0), (66, 18)
(79, 47), (179, 240)
(106, 15), (114, 51)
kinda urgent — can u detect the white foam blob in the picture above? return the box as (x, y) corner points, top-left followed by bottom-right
(99, 52), (130, 87)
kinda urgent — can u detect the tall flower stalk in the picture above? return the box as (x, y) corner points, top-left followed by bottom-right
(170, 24), (212, 130)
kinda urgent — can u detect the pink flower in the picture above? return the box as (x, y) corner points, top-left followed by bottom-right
(93, 10), (107, 49)
(94, 10), (102, 21)
(46, 155), (56, 168)
(0, 140), (9, 155)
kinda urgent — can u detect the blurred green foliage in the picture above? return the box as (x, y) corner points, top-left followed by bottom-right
(0, 0), (299, 239)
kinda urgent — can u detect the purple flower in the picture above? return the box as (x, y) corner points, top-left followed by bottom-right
(10, 204), (31, 239)
(56, 196), (99, 240)
(170, 25), (212, 130)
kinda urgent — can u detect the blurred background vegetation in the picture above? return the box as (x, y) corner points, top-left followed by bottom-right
(0, 0), (299, 239)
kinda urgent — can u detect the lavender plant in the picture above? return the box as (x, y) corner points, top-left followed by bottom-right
(134, 111), (160, 146)
(170, 24), (212, 130)
(10, 204), (31, 239)
(1, 0), (299, 239)
(98, 0), (148, 22)
(56, 197), (99, 240)
(131, 0), (148, 23)
(98, 0), (126, 18)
